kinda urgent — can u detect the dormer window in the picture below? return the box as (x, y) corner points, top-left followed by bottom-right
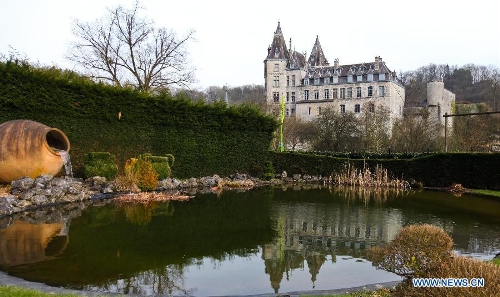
(324, 77), (330, 84)
(314, 78), (320, 85)
(379, 73), (386, 80)
(304, 79), (309, 86)
(357, 75), (362, 82)
(367, 73), (373, 81)
(347, 75), (353, 83)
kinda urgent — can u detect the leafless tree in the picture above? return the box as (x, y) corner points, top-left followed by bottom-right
(391, 108), (443, 152)
(67, 1), (195, 92)
(359, 103), (391, 153)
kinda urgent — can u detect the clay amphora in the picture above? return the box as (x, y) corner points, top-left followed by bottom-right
(0, 120), (70, 183)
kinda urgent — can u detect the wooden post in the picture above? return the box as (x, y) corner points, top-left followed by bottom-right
(444, 113), (448, 152)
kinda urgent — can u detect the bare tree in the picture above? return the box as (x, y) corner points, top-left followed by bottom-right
(391, 108), (443, 152)
(359, 103), (391, 153)
(283, 117), (316, 151)
(312, 107), (360, 152)
(67, 1), (195, 92)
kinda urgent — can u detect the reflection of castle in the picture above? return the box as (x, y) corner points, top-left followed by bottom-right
(262, 202), (402, 293)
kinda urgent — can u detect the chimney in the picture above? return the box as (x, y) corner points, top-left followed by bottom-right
(375, 56), (382, 71)
(334, 58), (339, 70)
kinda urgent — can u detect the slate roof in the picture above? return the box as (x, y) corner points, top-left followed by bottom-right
(266, 22), (289, 60)
(307, 36), (329, 67)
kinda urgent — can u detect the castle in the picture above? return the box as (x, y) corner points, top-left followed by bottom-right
(264, 22), (454, 131)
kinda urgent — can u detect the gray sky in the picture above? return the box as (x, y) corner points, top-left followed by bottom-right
(1, 0), (499, 90)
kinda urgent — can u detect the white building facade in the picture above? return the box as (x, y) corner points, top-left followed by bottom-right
(264, 22), (406, 127)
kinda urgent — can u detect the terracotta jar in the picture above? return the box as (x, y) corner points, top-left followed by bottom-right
(0, 120), (70, 183)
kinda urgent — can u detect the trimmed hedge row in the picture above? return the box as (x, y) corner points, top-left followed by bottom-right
(0, 61), (277, 178)
(270, 151), (500, 190)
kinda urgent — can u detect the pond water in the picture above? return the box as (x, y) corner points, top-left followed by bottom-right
(1, 186), (500, 296)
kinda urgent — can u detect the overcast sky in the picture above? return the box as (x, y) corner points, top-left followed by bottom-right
(1, 0), (499, 90)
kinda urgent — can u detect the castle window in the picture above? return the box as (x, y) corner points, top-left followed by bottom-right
(356, 87), (362, 98)
(273, 92), (280, 103)
(304, 78), (309, 85)
(357, 75), (362, 82)
(324, 77), (330, 84)
(318, 107), (322, 114)
(274, 76), (279, 87)
(347, 75), (353, 83)
(314, 90), (319, 99)
(347, 87), (352, 98)
(355, 104), (361, 113)
(369, 103), (375, 113)
(340, 104), (345, 113)
(367, 74), (373, 81)
(308, 107), (311, 115)
(340, 88), (345, 99)
(292, 75), (296, 86)
(291, 92), (296, 102)
(332, 76), (338, 84)
(368, 86), (373, 97)
(379, 73), (386, 80)
(379, 86), (385, 97)
(286, 92), (289, 102)
(304, 90), (309, 100)
(291, 108), (295, 114)
(314, 78), (320, 85)
(274, 63), (279, 72)
(324, 89), (330, 99)
(332, 89), (338, 98)
(286, 76), (289, 86)
(286, 108), (289, 116)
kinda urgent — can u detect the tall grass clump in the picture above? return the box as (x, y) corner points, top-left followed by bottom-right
(369, 224), (500, 297)
(335, 162), (410, 190)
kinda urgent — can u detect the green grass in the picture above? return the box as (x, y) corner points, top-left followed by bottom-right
(300, 288), (392, 297)
(492, 257), (500, 266)
(469, 189), (500, 198)
(0, 286), (79, 297)
(0, 285), (117, 297)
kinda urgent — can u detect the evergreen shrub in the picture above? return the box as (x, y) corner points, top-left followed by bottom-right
(140, 153), (173, 180)
(83, 152), (118, 180)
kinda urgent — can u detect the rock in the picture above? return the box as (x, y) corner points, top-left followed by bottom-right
(32, 195), (49, 206)
(281, 171), (287, 178)
(293, 174), (301, 181)
(34, 174), (53, 189)
(0, 197), (13, 217)
(11, 177), (34, 191)
(157, 178), (181, 190)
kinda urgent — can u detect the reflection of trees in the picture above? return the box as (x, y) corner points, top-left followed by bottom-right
(116, 201), (173, 225)
(90, 264), (194, 296)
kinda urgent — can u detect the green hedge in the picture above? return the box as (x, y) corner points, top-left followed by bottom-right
(83, 152), (118, 180)
(0, 61), (277, 178)
(270, 151), (500, 190)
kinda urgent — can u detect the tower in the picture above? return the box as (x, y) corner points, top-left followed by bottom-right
(264, 22), (289, 110)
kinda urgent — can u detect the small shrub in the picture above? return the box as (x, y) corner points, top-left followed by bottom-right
(262, 160), (275, 180)
(83, 152), (118, 180)
(119, 157), (158, 192)
(140, 153), (173, 180)
(369, 224), (453, 278)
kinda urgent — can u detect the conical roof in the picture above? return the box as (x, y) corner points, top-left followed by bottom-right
(307, 36), (329, 67)
(266, 22), (289, 60)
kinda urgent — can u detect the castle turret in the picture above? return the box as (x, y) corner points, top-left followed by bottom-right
(264, 22), (289, 106)
(307, 36), (329, 67)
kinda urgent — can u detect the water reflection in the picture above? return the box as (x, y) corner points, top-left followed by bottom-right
(1, 187), (499, 296)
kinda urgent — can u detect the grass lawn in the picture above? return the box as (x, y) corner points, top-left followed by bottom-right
(468, 189), (500, 198)
(0, 286), (83, 297)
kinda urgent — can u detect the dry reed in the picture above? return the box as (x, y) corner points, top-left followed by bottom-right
(335, 162), (410, 190)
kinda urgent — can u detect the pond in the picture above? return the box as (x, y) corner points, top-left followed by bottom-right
(1, 186), (500, 296)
